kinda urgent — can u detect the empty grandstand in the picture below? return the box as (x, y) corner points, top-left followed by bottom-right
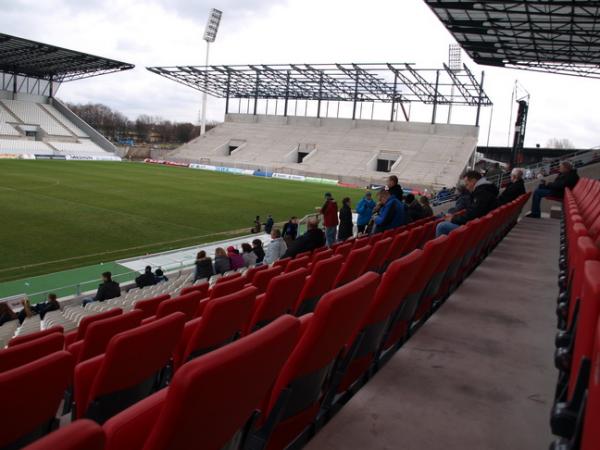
(0, 33), (133, 160)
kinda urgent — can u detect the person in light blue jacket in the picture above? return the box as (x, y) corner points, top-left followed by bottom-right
(356, 192), (376, 234)
(374, 189), (406, 233)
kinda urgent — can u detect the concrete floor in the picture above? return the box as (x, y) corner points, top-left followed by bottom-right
(307, 217), (560, 450)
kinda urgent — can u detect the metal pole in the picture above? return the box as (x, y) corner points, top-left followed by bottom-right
(317, 72), (323, 118)
(431, 69), (439, 124)
(253, 71), (259, 115)
(200, 40), (210, 136)
(49, 75), (54, 98)
(224, 71), (231, 115)
(447, 85), (454, 124)
(475, 71), (485, 127)
(352, 70), (359, 120)
(390, 73), (398, 122)
(284, 70), (290, 117)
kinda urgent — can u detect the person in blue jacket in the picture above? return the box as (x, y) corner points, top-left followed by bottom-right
(374, 189), (406, 233)
(356, 192), (376, 234)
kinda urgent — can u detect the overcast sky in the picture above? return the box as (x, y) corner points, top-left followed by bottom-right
(1, 0), (599, 148)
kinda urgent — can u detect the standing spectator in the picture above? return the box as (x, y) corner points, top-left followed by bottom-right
(252, 239), (265, 264)
(338, 197), (354, 241)
(264, 228), (287, 264)
(404, 193), (424, 222)
(283, 217), (326, 258)
(527, 161), (579, 218)
(194, 250), (214, 281)
(374, 189), (406, 233)
(436, 170), (499, 236)
(448, 184), (472, 214)
(213, 247), (231, 275)
(227, 246), (245, 270)
(241, 243), (257, 267)
(498, 168), (526, 205)
(387, 175), (404, 201)
(282, 216), (299, 242)
(419, 196), (434, 218)
(251, 216), (261, 234)
(356, 192), (376, 234)
(83, 272), (121, 305)
(321, 192), (339, 246)
(264, 215), (274, 234)
(135, 266), (157, 289)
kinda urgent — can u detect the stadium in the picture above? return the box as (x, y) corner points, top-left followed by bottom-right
(0, 1), (599, 450)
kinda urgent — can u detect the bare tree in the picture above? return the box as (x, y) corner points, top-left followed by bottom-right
(546, 138), (575, 149)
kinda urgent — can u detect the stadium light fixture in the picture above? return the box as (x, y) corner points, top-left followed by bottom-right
(200, 8), (223, 136)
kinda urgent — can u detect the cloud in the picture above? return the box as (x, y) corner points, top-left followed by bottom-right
(0, 0), (598, 148)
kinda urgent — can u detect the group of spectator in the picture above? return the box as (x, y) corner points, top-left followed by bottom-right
(0, 294), (61, 326)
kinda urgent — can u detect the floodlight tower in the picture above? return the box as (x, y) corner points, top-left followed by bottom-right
(447, 44), (462, 124)
(200, 8), (223, 136)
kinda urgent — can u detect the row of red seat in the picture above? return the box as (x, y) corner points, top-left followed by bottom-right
(550, 177), (600, 450)
(0, 200), (528, 450)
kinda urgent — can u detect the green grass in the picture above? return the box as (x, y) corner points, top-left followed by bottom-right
(0, 160), (364, 282)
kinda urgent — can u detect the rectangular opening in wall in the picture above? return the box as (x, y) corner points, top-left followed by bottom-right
(228, 145), (238, 155)
(376, 158), (395, 173)
(297, 151), (309, 163)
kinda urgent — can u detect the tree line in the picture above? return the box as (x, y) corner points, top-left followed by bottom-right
(64, 102), (217, 145)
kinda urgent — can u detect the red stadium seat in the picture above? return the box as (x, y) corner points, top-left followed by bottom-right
(580, 316), (600, 450)
(172, 287), (257, 370)
(246, 268), (308, 333)
(179, 282), (209, 297)
(133, 294), (170, 320)
(8, 326), (63, 347)
(258, 272), (379, 450)
(73, 312), (185, 423)
(103, 316), (301, 450)
(382, 231), (409, 267)
(21, 420), (105, 450)
(244, 264), (269, 283)
(338, 249), (426, 391)
(0, 351), (73, 449)
(196, 276), (248, 317)
(294, 254), (344, 315)
(216, 272), (243, 284)
(68, 310), (144, 364)
(285, 255), (310, 273)
(251, 266), (284, 294)
(0, 333), (64, 373)
(153, 292), (201, 322)
(65, 309), (123, 347)
(333, 242), (353, 260)
(309, 248), (334, 272)
(333, 245), (372, 287)
(272, 257), (292, 271)
(364, 237), (392, 273)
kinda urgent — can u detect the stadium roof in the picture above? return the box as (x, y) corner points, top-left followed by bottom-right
(424, 1), (600, 78)
(147, 63), (492, 106)
(0, 33), (134, 82)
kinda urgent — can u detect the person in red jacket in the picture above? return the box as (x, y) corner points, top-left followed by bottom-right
(320, 192), (339, 246)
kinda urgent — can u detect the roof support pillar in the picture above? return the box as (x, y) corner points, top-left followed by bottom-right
(390, 72), (398, 122)
(317, 72), (323, 118)
(283, 70), (290, 117)
(352, 69), (360, 120)
(431, 69), (440, 124)
(48, 75), (54, 98)
(253, 71), (259, 116)
(224, 71), (231, 114)
(475, 70), (485, 127)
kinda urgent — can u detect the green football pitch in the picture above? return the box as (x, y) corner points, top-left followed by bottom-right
(0, 160), (364, 284)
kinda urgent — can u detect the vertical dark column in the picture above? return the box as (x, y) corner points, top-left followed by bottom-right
(390, 72), (398, 122)
(475, 70), (485, 127)
(253, 71), (259, 115)
(224, 71), (231, 114)
(352, 69), (360, 120)
(49, 75), (54, 98)
(431, 69), (440, 124)
(12, 73), (17, 96)
(317, 72), (323, 118)
(284, 70), (290, 117)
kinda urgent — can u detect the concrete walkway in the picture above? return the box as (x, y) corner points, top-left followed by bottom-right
(307, 217), (559, 450)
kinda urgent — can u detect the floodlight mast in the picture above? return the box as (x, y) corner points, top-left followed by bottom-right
(200, 8), (222, 136)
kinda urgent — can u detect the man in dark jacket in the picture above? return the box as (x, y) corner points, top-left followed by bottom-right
(283, 217), (326, 258)
(527, 161), (579, 218)
(387, 175), (404, 201)
(404, 193), (424, 222)
(436, 171), (499, 236)
(374, 189), (406, 233)
(498, 168), (526, 205)
(83, 271), (121, 305)
(135, 266), (157, 288)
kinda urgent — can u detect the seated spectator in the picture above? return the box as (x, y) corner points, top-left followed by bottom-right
(33, 293), (61, 320)
(213, 247), (231, 275)
(194, 251), (214, 281)
(252, 239), (265, 264)
(356, 191), (376, 234)
(419, 196), (434, 218)
(282, 216), (299, 243)
(404, 193), (424, 222)
(135, 266), (157, 289)
(264, 215), (274, 234)
(485, 162), (503, 180)
(283, 217), (326, 258)
(264, 228), (287, 264)
(436, 170), (499, 236)
(498, 168), (526, 205)
(251, 216), (261, 234)
(83, 272), (121, 306)
(448, 183), (472, 214)
(241, 243), (257, 267)
(338, 197), (354, 241)
(0, 302), (19, 326)
(227, 246), (246, 270)
(374, 188), (406, 233)
(527, 161), (579, 218)
(155, 268), (168, 283)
